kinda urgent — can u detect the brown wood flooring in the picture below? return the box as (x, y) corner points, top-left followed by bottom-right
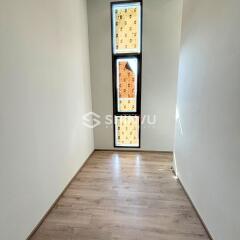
(30, 151), (210, 240)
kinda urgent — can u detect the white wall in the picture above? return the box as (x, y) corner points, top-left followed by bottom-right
(141, 0), (182, 150)
(174, 0), (240, 239)
(0, 0), (94, 239)
(87, 0), (182, 151)
(87, 0), (113, 149)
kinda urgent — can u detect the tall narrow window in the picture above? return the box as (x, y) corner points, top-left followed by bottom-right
(111, 1), (142, 148)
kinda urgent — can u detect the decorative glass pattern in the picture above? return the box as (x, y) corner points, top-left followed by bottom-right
(111, 1), (142, 148)
(117, 58), (137, 112)
(115, 116), (139, 147)
(112, 2), (141, 54)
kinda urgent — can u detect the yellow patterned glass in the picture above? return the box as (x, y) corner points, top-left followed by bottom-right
(117, 58), (137, 112)
(115, 116), (139, 147)
(112, 2), (141, 54)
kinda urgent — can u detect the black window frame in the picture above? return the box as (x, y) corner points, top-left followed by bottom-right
(111, 0), (143, 148)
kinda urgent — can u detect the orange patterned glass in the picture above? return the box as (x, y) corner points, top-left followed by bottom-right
(112, 3), (141, 54)
(117, 58), (137, 112)
(115, 116), (139, 147)
(112, 1), (142, 148)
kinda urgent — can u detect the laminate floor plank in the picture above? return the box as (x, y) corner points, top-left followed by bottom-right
(30, 151), (210, 240)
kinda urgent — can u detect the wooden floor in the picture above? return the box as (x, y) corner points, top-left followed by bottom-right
(30, 151), (210, 240)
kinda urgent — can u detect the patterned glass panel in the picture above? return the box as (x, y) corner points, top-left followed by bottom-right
(117, 58), (137, 112)
(112, 2), (141, 54)
(115, 116), (139, 147)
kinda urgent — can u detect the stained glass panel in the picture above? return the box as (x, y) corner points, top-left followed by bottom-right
(115, 116), (139, 147)
(112, 2), (141, 54)
(117, 58), (137, 112)
(112, 1), (142, 148)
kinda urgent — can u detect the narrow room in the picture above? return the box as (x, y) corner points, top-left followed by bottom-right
(0, 0), (239, 239)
